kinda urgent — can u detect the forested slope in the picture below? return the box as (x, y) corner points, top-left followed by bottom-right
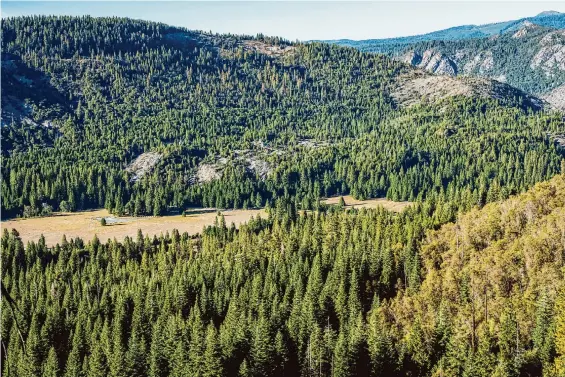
(332, 20), (565, 97)
(2, 173), (565, 377)
(1, 16), (564, 219)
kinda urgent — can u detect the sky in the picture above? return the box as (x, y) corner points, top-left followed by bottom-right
(2, 1), (565, 41)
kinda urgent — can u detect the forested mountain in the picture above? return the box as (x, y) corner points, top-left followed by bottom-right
(2, 171), (565, 377)
(327, 11), (565, 50)
(327, 12), (565, 101)
(3, 13), (565, 377)
(2, 16), (564, 220)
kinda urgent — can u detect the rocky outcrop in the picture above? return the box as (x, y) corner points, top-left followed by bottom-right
(542, 83), (565, 110)
(126, 152), (162, 182)
(196, 163), (222, 183)
(463, 51), (494, 74)
(401, 49), (458, 75)
(243, 41), (295, 56)
(511, 21), (537, 39)
(531, 30), (565, 76)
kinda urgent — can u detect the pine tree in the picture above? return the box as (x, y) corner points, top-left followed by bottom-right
(65, 315), (87, 377)
(88, 342), (109, 377)
(273, 330), (288, 376)
(126, 334), (148, 377)
(250, 316), (274, 377)
(21, 314), (42, 377)
(555, 286), (565, 375)
(44, 347), (60, 377)
(367, 297), (387, 375)
(109, 303), (127, 377)
(533, 292), (555, 367)
(332, 330), (351, 377)
(238, 359), (250, 377)
(188, 310), (205, 377)
(203, 323), (223, 377)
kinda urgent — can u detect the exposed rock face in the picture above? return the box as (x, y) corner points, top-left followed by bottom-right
(531, 30), (565, 76)
(126, 152), (162, 182)
(390, 27), (565, 96)
(196, 163), (222, 183)
(511, 21), (536, 39)
(192, 150), (273, 185)
(246, 158), (270, 180)
(540, 29), (565, 45)
(463, 51), (494, 74)
(243, 41), (295, 56)
(542, 83), (565, 110)
(401, 50), (457, 75)
(553, 134), (565, 147)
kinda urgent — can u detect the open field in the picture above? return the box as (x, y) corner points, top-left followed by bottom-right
(322, 195), (413, 212)
(1, 197), (411, 247)
(1, 208), (266, 246)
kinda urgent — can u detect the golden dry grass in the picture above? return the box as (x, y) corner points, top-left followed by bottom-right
(322, 195), (413, 212)
(2, 197), (410, 247)
(1, 208), (266, 246)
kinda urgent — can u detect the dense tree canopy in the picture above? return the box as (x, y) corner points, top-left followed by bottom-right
(2, 14), (565, 377)
(2, 16), (564, 219)
(2, 174), (565, 377)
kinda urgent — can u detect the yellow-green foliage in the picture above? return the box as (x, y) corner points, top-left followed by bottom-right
(389, 174), (565, 376)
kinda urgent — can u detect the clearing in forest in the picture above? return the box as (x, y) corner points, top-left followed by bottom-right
(322, 195), (413, 212)
(1, 208), (266, 247)
(1, 197), (411, 247)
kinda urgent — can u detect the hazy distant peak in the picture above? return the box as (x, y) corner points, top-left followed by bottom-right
(537, 11), (563, 17)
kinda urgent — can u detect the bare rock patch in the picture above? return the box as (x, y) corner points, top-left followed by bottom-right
(126, 152), (162, 182)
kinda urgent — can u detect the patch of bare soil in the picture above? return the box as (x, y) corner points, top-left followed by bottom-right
(391, 71), (545, 110)
(2, 208), (266, 247)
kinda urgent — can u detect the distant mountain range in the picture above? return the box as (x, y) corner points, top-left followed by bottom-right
(325, 11), (565, 109)
(326, 11), (565, 50)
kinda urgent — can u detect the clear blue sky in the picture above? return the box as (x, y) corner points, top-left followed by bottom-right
(2, 1), (565, 41)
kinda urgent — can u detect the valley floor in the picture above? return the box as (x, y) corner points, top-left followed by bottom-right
(1, 197), (411, 246)
(322, 195), (413, 212)
(1, 208), (264, 246)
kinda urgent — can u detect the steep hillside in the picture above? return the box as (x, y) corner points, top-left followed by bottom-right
(393, 25), (565, 97)
(544, 83), (565, 110)
(385, 172), (565, 376)
(328, 13), (565, 98)
(1, 16), (564, 220)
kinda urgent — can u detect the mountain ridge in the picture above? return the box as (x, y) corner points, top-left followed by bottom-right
(1, 15), (563, 221)
(326, 11), (565, 102)
(323, 11), (565, 48)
